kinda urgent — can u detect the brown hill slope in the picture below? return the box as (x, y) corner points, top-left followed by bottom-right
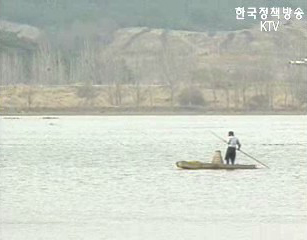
(1, 21), (306, 113)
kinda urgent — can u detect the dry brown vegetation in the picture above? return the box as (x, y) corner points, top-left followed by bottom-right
(0, 82), (305, 114)
(0, 21), (306, 114)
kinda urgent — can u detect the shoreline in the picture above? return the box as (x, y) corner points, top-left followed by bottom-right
(1, 108), (306, 117)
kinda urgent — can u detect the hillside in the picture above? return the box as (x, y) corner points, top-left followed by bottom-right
(0, 19), (306, 114)
(2, 0), (306, 31)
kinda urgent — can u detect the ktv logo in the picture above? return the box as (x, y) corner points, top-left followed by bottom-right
(260, 21), (279, 31)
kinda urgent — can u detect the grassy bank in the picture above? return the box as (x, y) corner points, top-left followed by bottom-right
(0, 85), (306, 115)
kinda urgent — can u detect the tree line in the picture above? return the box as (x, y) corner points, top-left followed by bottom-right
(0, 39), (306, 111)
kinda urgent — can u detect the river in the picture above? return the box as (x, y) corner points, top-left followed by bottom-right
(0, 115), (306, 240)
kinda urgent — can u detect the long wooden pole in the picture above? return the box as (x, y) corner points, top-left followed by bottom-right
(209, 131), (270, 169)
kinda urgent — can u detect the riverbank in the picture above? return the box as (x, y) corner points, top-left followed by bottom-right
(1, 85), (306, 116)
(1, 107), (306, 116)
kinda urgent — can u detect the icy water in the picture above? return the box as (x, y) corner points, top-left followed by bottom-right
(0, 116), (306, 240)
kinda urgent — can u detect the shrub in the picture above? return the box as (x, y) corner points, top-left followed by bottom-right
(246, 95), (270, 110)
(178, 87), (206, 106)
(77, 82), (98, 100)
(296, 86), (307, 105)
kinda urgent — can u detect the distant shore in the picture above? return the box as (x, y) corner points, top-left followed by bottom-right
(1, 107), (306, 116)
(1, 85), (306, 117)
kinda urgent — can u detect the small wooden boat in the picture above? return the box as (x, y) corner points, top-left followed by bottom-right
(176, 161), (257, 170)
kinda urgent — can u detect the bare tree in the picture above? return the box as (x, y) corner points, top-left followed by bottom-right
(102, 53), (130, 106)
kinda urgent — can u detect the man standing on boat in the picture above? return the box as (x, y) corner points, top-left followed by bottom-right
(225, 131), (241, 165)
